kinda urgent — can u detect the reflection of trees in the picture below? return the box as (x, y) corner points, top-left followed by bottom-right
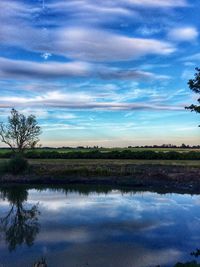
(33, 257), (47, 267)
(154, 250), (200, 267)
(191, 249), (200, 258)
(173, 261), (200, 267)
(0, 187), (40, 251)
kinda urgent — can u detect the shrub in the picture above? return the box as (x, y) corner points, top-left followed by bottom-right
(0, 160), (9, 175)
(7, 154), (29, 175)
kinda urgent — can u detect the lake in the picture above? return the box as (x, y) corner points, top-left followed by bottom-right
(0, 185), (200, 267)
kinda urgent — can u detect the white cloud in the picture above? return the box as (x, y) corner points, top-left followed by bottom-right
(41, 53), (52, 60)
(137, 26), (162, 36)
(55, 27), (175, 62)
(183, 62), (195, 67)
(41, 123), (85, 131)
(168, 27), (198, 42)
(0, 57), (91, 79)
(54, 113), (77, 120)
(17, 108), (49, 118)
(0, 108), (77, 121)
(0, 0), (177, 63)
(50, 0), (188, 11)
(47, 0), (187, 27)
(50, 1), (132, 17)
(0, 90), (183, 111)
(0, 23), (175, 62)
(181, 69), (195, 80)
(0, 57), (170, 81)
(181, 53), (200, 62)
(123, 0), (188, 7)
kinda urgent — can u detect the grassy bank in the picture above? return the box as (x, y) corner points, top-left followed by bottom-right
(0, 158), (200, 194)
(28, 158), (200, 167)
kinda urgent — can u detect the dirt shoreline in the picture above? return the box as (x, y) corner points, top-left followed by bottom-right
(0, 163), (200, 194)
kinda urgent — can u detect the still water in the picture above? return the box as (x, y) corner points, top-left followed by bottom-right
(0, 185), (200, 267)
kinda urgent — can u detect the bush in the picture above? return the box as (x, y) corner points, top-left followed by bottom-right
(0, 160), (9, 175)
(7, 154), (29, 175)
(23, 149), (200, 160)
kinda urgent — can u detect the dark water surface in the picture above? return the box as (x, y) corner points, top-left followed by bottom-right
(0, 185), (200, 267)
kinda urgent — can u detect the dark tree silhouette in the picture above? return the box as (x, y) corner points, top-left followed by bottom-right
(0, 108), (41, 154)
(0, 187), (40, 251)
(185, 67), (200, 126)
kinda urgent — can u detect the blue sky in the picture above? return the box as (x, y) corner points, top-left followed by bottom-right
(0, 0), (199, 147)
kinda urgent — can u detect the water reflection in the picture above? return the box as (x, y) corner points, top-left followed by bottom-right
(0, 187), (40, 251)
(0, 185), (200, 267)
(33, 257), (47, 267)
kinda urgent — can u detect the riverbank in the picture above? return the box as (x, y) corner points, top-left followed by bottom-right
(0, 159), (200, 194)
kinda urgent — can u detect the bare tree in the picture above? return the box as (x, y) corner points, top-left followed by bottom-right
(0, 109), (41, 153)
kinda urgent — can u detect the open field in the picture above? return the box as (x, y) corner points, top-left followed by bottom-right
(28, 158), (200, 167)
(0, 158), (200, 166)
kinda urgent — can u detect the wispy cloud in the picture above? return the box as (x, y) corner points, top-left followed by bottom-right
(0, 57), (91, 79)
(0, 90), (183, 111)
(54, 27), (175, 61)
(0, 25), (175, 62)
(0, 57), (170, 81)
(49, 0), (188, 14)
(168, 26), (198, 42)
(0, 0), (198, 146)
(122, 0), (188, 7)
(49, 0), (133, 19)
(181, 53), (200, 62)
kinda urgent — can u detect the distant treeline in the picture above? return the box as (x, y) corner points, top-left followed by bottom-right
(1, 150), (200, 160)
(32, 144), (200, 149)
(0, 144), (200, 150)
(128, 144), (200, 149)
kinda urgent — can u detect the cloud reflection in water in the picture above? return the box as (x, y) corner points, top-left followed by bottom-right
(0, 187), (199, 267)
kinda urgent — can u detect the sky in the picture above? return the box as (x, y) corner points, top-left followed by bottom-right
(0, 0), (199, 147)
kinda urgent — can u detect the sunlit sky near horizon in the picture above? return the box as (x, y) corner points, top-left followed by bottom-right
(0, 0), (199, 147)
